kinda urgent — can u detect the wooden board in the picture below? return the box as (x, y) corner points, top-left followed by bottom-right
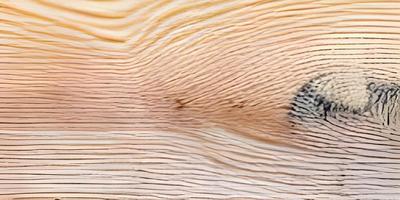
(1, 0), (400, 199)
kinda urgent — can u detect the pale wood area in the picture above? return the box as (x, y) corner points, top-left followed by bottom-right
(1, 0), (400, 199)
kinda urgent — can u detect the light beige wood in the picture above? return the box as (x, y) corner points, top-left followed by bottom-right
(1, 0), (400, 199)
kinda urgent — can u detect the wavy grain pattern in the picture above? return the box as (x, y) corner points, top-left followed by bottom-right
(1, 0), (400, 199)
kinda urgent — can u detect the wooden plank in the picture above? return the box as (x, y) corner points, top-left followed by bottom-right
(1, 0), (400, 199)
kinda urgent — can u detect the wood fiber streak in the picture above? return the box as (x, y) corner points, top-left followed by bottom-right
(1, 0), (400, 199)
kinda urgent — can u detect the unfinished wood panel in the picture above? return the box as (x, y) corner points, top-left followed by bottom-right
(1, 0), (400, 199)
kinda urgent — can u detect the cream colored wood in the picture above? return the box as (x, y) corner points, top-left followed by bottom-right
(1, 0), (400, 199)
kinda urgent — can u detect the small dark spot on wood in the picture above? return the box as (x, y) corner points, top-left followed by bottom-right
(232, 100), (246, 108)
(175, 98), (185, 109)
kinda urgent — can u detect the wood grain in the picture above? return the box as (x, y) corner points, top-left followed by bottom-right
(1, 0), (400, 199)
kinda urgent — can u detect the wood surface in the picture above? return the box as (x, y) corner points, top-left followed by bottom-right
(1, 0), (400, 199)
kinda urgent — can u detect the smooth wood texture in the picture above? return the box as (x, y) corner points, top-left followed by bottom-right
(1, 0), (400, 199)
